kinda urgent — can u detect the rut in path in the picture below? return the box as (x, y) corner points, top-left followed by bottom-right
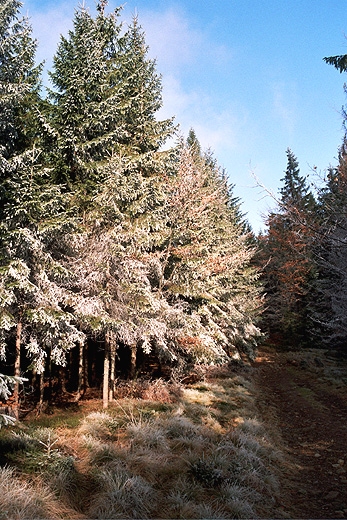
(253, 347), (347, 519)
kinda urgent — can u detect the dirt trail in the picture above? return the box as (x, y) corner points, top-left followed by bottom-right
(253, 346), (347, 519)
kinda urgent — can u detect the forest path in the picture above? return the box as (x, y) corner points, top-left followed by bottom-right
(252, 346), (347, 519)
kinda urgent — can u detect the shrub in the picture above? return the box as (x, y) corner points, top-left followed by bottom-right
(113, 379), (182, 402)
(87, 441), (123, 466)
(164, 416), (201, 440)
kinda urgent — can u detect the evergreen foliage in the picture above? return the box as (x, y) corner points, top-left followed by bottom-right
(0, 0), (264, 412)
(258, 149), (317, 346)
(323, 54), (347, 74)
(116, 15), (175, 154)
(2, 0), (347, 420)
(157, 142), (262, 363)
(0, 160), (85, 370)
(279, 150), (316, 212)
(0, 0), (84, 405)
(0, 0), (42, 165)
(307, 52), (347, 352)
(310, 139), (347, 349)
(47, 3), (124, 189)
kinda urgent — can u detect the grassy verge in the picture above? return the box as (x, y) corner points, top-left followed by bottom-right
(0, 366), (281, 519)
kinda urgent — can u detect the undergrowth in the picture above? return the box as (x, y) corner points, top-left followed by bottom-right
(0, 368), (281, 519)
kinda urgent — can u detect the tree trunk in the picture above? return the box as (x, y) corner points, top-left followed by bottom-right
(75, 342), (84, 401)
(38, 371), (45, 415)
(109, 338), (116, 402)
(59, 366), (67, 394)
(129, 344), (137, 380)
(47, 347), (53, 402)
(13, 319), (22, 420)
(31, 366), (37, 393)
(84, 342), (89, 390)
(103, 340), (110, 409)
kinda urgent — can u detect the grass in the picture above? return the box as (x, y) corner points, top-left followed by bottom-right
(89, 465), (157, 519)
(28, 406), (81, 429)
(78, 411), (119, 440)
(0, 369), (281, 519)
(0, 466), (61, 520)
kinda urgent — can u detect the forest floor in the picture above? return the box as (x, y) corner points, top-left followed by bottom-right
(252, 345), (347, 519)
(1, 346), (347, 519)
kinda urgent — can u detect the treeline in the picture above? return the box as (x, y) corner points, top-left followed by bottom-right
(0, 0), (262, 415)
(258, 141), (347, 351)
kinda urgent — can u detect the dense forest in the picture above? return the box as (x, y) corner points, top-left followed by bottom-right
(1, 0), (347, 423)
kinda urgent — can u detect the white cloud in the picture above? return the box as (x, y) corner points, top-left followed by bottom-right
(133, 5), (233, 74)
(135, 6), (242, 155)
(27, 1), (74, 70)
(161, 71), (259, 170)
(158, 73), (244, 153)
(272, 81), (298, 134)
(137, 7), (202, 70)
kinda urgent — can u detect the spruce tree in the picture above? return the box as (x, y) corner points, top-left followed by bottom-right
(258, 149), (317, 346)
(151, 140), (262, 364)
(310, 139), (347, 350)
(48, 2), (123, 190)
(47, 3), (177, 401)
(0, 0), (84, 414)
(116, 16), (175, 155)
(186, 128), (202, 156)
(0, 0), (41, 168)
(0, 0), (43, 413)
(314, 49), (347, 352)
(48, 4), (174, 193)
(279, 149), (316, 212)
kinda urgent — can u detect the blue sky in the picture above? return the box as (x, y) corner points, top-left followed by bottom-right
(24, 0), (347, 231)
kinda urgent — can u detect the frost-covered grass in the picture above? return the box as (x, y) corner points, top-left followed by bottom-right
(0, 466), (61, 519)
(0, 369), (281, 519)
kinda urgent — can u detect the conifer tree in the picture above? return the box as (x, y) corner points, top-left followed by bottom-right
(279, 150), (316, 212)
(0, 0), (84, 414)
(258, 149), (317, 345)
(116, 16), (175, 155)
(48, 4), (174, 194)
(186, 128), (202, 156)
(48, 2), (123, 190)
(0, 1), (265, 406)
(0, 0), (41, 168)
(151, 140), (262, 364)
(47, 3), (177, 402)
(72, 131), (262, 386)
(310, 139), (347, 349)
(0, 0), (43, 413)
(312, 49), (347, 352)
(91, 13), (176, 251)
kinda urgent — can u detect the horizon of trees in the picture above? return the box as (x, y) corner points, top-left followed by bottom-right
(0, 0), (263, 417)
